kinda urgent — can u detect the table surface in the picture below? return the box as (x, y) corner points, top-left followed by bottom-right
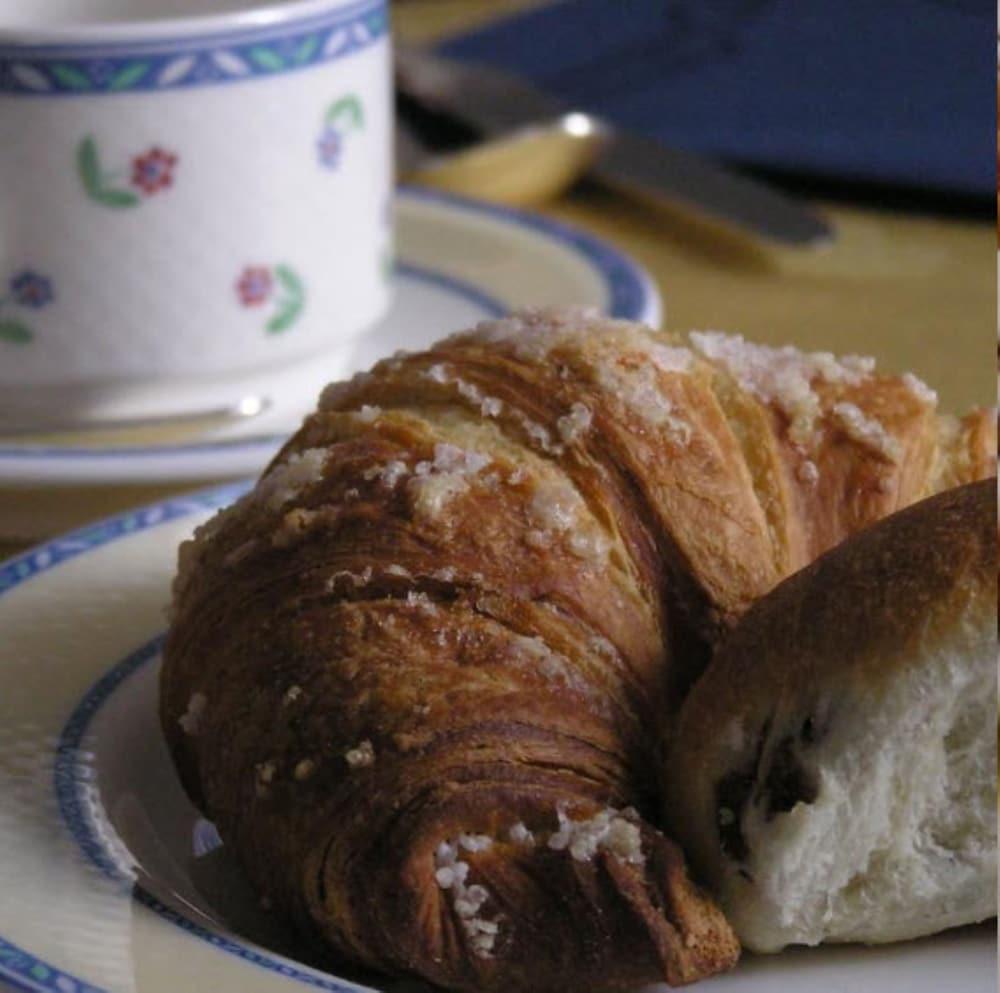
(1, 0), (994, 562)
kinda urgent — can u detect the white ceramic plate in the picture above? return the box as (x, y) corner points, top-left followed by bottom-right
(0, 489), (994, 993)
(0, 187), (660, 489)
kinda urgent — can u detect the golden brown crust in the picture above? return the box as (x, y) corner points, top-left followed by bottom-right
(673, 477), (995, 740)
(932, 408), (997, 491)
(161, 311), (990, 992)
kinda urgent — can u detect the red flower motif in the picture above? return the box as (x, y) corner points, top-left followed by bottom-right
(236, 267), (273, 307)
(131, 147), (178, 196)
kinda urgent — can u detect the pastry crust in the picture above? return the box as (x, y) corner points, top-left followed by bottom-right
(161, 309), (994, 991)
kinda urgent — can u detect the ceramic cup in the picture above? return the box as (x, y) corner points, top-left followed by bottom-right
(0, 0), (391, 425)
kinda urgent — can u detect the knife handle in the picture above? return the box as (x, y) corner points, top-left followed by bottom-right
(592, 130), (833, 249)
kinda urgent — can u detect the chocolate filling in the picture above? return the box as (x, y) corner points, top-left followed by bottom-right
(715, 767), (754, 862)
(800, 715), (817, 744)
(763, 734), (818, 819)
(714, 720), (769, 862)
(714, 718), (820, 862)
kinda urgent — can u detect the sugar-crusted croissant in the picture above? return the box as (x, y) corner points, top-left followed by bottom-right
(161, 308), (994, 992)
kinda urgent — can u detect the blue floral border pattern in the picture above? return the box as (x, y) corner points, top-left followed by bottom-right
(130, 885), (374, 993)
(0, 483), (244, 596)
(0, 936), (106, 993)
(0, 0), (386, 96)
(54, 635), (166, 883)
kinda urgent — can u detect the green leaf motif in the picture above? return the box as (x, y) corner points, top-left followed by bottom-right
(109, 61), (150, 91)
(294, 34), (321, 65)
(29, 963), (51, 981)
(267, 265), (306, 334)
(325, 94), (364, 131)
(94, 188), (140, 208)
(51, 63), (92, 90)
(77, 136), (102, 195)
(274, 264), (304, 298)
(248, 46), (285, 71)
(0, 320), (33, 345)
(0, 320), (34, 345)
(267, 304), (303, 334)
(77, 136), (140, 209)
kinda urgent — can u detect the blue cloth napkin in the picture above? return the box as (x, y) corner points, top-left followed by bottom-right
(439, 0), (994, 199)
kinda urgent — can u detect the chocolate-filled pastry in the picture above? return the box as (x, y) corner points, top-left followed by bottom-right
(666, 480), (997, 953)
(161, 309), (993, 991)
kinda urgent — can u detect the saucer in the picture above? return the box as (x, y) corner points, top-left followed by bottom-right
(0, 188), (660, 489)
(0, 487), (992, 993)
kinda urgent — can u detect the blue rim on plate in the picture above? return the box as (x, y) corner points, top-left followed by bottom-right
(406, 187), (658, 324)
(0, 482), (388, 993)
(0, 186), (661, 477)
(54, 634), (381, 993)
(0, 485), (232, 993)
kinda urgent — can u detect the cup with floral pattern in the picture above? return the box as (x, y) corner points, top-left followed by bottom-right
(0, 0), (391, 428)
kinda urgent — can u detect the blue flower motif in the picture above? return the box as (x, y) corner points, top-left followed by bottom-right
(10, 270), (54, 309)
(317, 126), (342, 170)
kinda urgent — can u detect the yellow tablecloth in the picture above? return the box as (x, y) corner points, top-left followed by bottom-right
(1, 0), (993, 558)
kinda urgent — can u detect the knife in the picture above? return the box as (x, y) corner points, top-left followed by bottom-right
(395, 47), (834, 249)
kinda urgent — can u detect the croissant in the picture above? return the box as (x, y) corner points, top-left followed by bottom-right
(161, 308), (994, 992)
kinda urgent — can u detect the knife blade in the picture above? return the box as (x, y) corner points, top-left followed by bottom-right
(395, 47), (834, 249)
